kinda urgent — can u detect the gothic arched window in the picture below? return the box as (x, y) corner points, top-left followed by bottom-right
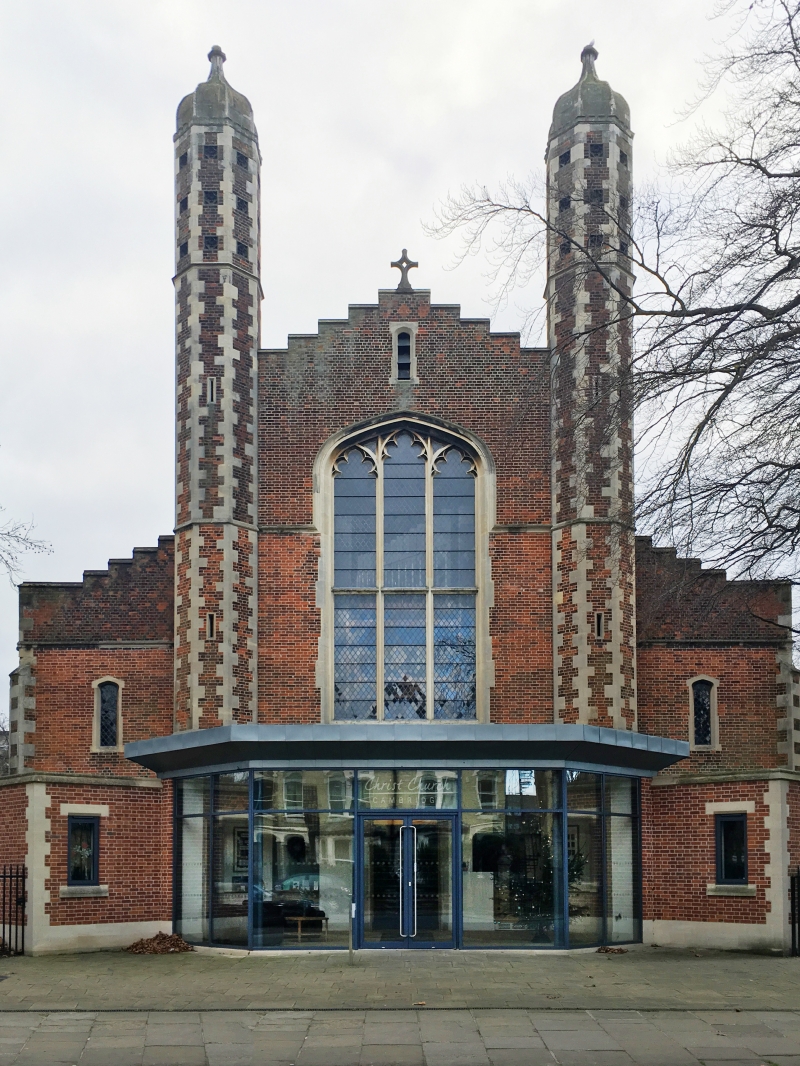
(689, 676), (719, 750)
(331, 428), (478, 721)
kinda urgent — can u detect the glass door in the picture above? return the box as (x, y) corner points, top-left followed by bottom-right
(360, 816), (454, 947)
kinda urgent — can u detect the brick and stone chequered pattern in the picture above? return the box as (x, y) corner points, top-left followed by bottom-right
(547, 118), (636, 731)
(174, 104), (260, 729)
(258, 290), (552, 724)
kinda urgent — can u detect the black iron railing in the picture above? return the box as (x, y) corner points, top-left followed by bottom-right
(791, 868), (800, 957)
(0, 865), (25, 957)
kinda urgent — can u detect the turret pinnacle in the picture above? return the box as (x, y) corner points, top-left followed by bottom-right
(549, 44), (630, 141)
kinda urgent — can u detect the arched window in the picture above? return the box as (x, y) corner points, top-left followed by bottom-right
(92, 677), (123, 752)
(689, 677), (718, 750)
(396, 332), (411, 380)
(331, 427), (478, 721)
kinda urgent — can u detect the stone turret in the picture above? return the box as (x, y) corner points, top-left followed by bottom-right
(173, 48), (261, 731)
(547, 45), (636, 731)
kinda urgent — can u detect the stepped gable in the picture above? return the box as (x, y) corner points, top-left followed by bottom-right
(19, 536), (174, 647)
(635, 536), (791, 645)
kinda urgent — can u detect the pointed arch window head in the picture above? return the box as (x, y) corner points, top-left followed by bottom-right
(332, 428), (477, 722)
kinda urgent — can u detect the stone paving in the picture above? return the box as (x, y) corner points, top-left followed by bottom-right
(0, 949), (799, 1064)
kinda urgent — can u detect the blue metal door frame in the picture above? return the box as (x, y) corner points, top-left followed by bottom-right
(355, 811), (458, 949)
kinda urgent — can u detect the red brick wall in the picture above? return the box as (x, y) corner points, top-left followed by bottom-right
(45, 782), (173, 928)
(0, 784), (27, 866)
(26, 648), (173, 776)
(642, 780), (770, 925)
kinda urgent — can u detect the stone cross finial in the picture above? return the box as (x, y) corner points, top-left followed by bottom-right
(580, 42), (598, 79)
(391, 249), (418, 293)
(208, 45), (227, 81)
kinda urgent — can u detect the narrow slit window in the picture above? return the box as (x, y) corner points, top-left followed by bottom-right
(396, 332), (411, 380)
(207, 378), (216, 404)
(179, 151), (188, 169)
(179, 196), (188, 214)
(206, 613), (216, 640)
(98, 682), (119, 748)
(620, 150), (628, 167)
(179, 242), (189, 259)
(692, 679), (713, 747)
(595, 613), (605, 640)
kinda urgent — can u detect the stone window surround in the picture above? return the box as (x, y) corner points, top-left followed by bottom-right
(389, 322), (419, 385)
(705, 800), (755, 895)
(313, 413), (496, 724)
(90, 677), (125, 754)
(60, 803), (109, 898)
(687, 674), (721, 752)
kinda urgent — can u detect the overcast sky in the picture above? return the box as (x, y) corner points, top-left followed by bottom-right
(0, 0), (738, 701)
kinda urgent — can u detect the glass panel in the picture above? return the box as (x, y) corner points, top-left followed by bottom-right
(567, 812), (603, 945)
(413, 820), (453, 944)
(211, 814), (249, 946)
(606, 816), (640, 942)
(215, 771), (249, 812)
(433, 593), (476, 720)
(98, 682), (118, 747)
(68, 820), (96, 884)
(363, 819), (403, 943)
(254, 771), (354, 813)
(383, 433), (426, 588)
(566, 771), (602, 811)
(334, 593), (377, 720)
(177, 776), (211, 818)
(462, 770), (561, 811)
(176, 816), (209, 943)
(433, 447), (475, 587)
(461, 812), (563, 947)
(383, 594), (427, 719)
(358, 770), (457, 810)
(719, 816), (747, 882)
(334, 449), (376, 588)
(693, 681), (713, 746)
(253, 813), (354, 948)
(605, 776), (637, 815)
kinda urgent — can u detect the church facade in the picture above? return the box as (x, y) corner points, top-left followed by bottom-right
(3, 47), (799, 956)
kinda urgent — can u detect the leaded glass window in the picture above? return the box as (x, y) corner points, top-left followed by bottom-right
(98, 681), (119, 748)
(332, 429), (477, 721)
(692, 679), (713, 747)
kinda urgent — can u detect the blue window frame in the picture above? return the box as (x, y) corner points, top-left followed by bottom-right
(716, 813), (747, 884)
(67, 816), (99, 886)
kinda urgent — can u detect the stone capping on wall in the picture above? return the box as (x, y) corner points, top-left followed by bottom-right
(0, 772), (161, 789)
(650, 770), (800, 786)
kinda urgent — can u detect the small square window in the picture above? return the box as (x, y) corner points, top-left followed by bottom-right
(68, 816), (99, 886)
(588, 188), (603, 206)
(559, 197), (570, 213)
(179, 241), (189, 259)
(236, 151), (249, 169)
(236, 197), (249, 214)
(715, 813), (747, 884)
(620, 242), (629, 256)
(620, 150), (629, 167)
(589, 142), (604, 158)
(559, 241), (571, 258)
(588, 234), (603, 249)
(179, 196), (188, 214)
(203, 144), (218, 159)
(179, 151), (188, 169)
(559, 150), (570, 168)
(236, 241), (249, 258)
(204, 235), (218, 251)
(204, 190), (218, 205)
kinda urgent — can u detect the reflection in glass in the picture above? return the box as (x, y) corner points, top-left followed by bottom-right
(434, 594), (476, 719)
(433, 447), (475, 587)
(177, 776), (210, 818)
(253, 813), (353, 948)
(384, 595), (426, 719)
(68, 819), (97, 884)
(215, 771), (249, 812)
(606, 815), (640, 942)
(413, 820), (453, 943)
(176, 816), (209, 943)
(334, 594), (377, 720)
(359, 770), (458, 810)
(212, 813), (249, 946)
(461, 812), (563, 946)
(605, 776), (637, 815)
(566, 771), (602, 811)
(363, 820), (402, 943)
(567, 813), (603, 945)
(253, 771), (354, 813)
(334, 449), (376, 588)
(461, 770), (561, 811)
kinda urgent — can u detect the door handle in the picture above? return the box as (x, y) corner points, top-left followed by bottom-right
(399, 825), (408, 938)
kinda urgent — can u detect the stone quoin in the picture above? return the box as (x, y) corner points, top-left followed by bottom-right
(3, 46), (798, 955)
